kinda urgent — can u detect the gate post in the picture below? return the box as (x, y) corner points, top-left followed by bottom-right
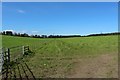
(0, 48), (3, 73)
(5, 48), (10, 79)
(22, 46), (24, 55)
(7, 48), (10, 63)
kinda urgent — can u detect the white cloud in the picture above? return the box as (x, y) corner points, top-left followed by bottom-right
(17, 9), (25, 13)
(3, 30), (14, 32)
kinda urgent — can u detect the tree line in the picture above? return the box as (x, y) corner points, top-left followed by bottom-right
(0, 31), (81, 38)
(0, 31), (120, 38)
(86, 32), (120, 37)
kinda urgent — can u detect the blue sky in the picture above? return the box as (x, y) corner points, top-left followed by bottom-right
(2, 2), (118, 35)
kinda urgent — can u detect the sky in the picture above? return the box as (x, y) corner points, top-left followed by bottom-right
(2, 2), (118, 36)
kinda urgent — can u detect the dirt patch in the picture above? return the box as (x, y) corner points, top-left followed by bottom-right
(66, 53), (118, 78)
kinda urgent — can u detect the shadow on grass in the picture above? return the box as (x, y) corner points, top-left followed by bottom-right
(2, 50), (36, 80)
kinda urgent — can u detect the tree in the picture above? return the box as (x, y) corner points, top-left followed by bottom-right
(6, 31), (13, 36)
(13, 32), (18, 36)
(41, 35), (47, 38)
(2, 31), (6, 35)
(20, 33), (29, 37)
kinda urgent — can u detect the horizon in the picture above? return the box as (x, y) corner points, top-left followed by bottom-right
(1, 30), (119, 36)
(2, 2), (118, 36)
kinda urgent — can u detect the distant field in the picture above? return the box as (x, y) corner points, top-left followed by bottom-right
(2, 35), (118, 78)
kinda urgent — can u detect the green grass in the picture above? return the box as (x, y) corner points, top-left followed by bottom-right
(2, 35), (118, 78)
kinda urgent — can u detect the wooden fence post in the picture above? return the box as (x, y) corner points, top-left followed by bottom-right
(22, 46), (24, 55)
(4, 48), (10, 79)
(2, 48), (4, 64)
(4, 48), (7, 64)
(0, 48), (3, 73)
(7, 48), (10, 63)
(2, 48), (4, 72)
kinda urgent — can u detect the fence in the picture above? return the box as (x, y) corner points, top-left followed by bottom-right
(1, 48), (10, 79)
(0, 46), (36, 79)
(0, 48), (4, 73)
(22, 46), (30, 55)
(0, 46), (30, 74)
(9, 46), (29, 62)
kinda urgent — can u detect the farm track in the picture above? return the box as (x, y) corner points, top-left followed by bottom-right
(66, 53), (118, 78)
(52, 40), (118, 78)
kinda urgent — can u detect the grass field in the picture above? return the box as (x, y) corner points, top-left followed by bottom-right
(2, 35), (118, 78)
